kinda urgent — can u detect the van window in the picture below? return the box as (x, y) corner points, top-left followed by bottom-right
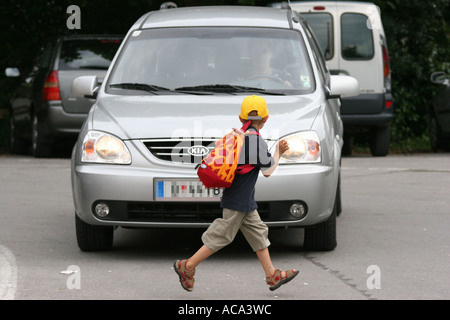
(341, 13), (374, 60)
(302, 13), (334, 60)
(302, 20), (329, 85)
(59, 39), (122, 70)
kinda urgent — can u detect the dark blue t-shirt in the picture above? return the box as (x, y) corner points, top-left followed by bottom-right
(220, 126), (274, 214)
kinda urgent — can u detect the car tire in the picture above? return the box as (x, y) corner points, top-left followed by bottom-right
(303, 194), (337, 251)
(10, 113), (28, 155)
(429, 113), (449, 152)
(32, 113), (53, 158)
(336, 173), (342, 216)
(369, 125), (390, 156)
(75, 214), (114, 251)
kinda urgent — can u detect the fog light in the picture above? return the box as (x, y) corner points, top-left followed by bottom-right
(290, 203), (306, 218)
(95, 203), (110, 217)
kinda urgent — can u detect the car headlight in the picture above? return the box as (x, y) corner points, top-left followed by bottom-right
(81, 131), (131, 164)
(276, 131), (321, 163)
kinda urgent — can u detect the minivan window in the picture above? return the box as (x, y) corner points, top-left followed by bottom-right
(59, 39), (122, 70)
(107, 27), (315, 95)
(341, 13), (374, 60)
(301, 13), (334, 60)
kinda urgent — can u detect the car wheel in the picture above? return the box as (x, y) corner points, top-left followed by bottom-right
(75, 214), (114, 251)
(10, 113), (28, 154)
(32, 114), (53, 158)
(369, 126), (390, 157)
(336, 173), (342, 216)
(303, 194), (337, 251)
(429, 113), (448, 152)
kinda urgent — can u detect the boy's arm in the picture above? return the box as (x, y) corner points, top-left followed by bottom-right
(262, 139), (289, 178)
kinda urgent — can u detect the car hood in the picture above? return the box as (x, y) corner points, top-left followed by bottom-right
(90, 94), (322, 140)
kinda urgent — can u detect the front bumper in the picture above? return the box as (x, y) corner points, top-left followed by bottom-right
(72, 141), (338, 229)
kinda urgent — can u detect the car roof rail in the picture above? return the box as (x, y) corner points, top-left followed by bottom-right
(281, 1), (292, 10)
(160, 2), (177, 10)
(281, 1), (294, 29)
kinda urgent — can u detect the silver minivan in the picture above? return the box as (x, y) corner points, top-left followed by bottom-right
(274, 1), (393, 156)
(71, 4), (358, 252)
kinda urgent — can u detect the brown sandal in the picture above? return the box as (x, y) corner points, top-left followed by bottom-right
(173, 260), (195, 292)
(266, 269), (299, 291)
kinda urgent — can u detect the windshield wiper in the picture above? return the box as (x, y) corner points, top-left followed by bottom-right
(109, 83), (171, 93)
(174, 84), (285, 95)
(109, 83), (212, 95)
(79, 66), (109, 70)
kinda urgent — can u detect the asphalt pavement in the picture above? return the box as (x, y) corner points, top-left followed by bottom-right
(0, 153), (449, 301)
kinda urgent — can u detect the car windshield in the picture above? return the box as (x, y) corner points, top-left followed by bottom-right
(107, 27), (315, 95)
(59, 39), (122, 70)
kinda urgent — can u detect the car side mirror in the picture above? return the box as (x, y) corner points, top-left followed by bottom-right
(72, 75), (99, 99)
(430, 71), (448, 85)
(326, 75), (359, 99)
(5, 67), (20, 77)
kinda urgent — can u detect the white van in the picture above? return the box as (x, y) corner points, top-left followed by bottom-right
(273, 1), (393, 156)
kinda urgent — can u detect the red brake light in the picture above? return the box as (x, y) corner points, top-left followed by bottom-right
(42, 71), (61, 101)
(313, 6), (326, 10)
(100, 40), (121, 43)
(386, 100), (392, 108)
(382, 45), (390, 78)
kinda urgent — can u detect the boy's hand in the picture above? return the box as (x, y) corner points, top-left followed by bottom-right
(278, 139), (289, 155)
(263, 139), (289, 178)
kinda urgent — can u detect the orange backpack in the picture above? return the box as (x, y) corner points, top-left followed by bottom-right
(197, 121), (259, 188)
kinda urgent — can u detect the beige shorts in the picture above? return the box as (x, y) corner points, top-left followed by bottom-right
(201, 208), (270, 252)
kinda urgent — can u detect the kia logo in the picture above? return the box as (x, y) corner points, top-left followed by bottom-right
(187, 145), (210, 157)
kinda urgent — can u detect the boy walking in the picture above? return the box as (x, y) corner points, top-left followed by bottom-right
(174, 95), (298, 292)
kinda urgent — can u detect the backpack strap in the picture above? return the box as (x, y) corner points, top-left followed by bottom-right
(241, 120), (252, 132)
(236, 126), (260, 174)
(236, 164), (255, 174)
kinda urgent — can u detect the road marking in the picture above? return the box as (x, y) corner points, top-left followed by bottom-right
(0, 245), (17, 300)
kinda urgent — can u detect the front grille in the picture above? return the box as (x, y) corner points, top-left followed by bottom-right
(127, 202), (270, 223)
(128, 202), (223, 223)
(143, 138), (216, 164)
(92, 200), (302, 224)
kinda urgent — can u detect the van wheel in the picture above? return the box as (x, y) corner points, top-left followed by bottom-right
(370, 126), (390, 156)
(342, 133), (353, 156)
(75, 214), (114, 251)
(303, 196), (337, 251)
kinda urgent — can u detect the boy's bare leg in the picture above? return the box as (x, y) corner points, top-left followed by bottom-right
(186, 245), (214, 270)
(256, 247), (276, 277)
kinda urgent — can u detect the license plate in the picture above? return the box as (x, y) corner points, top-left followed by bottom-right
(154, 178), (223, 201)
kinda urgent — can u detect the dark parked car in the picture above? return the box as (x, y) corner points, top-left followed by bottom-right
(5, 34), (123, 157)
(429, 71), (450, 152)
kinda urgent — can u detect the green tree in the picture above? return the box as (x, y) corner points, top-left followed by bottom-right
(373, 0), (450, 143)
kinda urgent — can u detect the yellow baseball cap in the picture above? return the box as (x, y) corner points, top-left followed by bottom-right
(240, 95), (269, 120)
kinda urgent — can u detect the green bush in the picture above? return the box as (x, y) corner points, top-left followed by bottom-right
(373, 0), (450, 143)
